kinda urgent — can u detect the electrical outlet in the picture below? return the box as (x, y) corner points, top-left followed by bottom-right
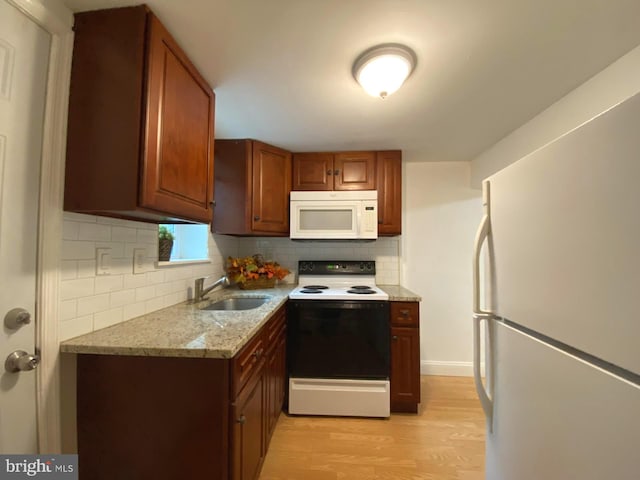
(133, 248), (146, 275)
(96, 248), (111, 276)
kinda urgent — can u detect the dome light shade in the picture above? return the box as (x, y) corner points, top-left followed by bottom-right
(353, 44), (417, 99)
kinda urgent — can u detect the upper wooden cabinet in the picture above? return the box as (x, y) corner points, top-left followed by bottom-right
(213, 140), (292, 236)
(294, 149), (402, 235)
(376, 151), (402, 236)
(64, 6), (215, 223)
(292, 151), (376, 191)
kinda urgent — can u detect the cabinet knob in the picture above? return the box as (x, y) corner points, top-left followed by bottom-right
(252, 348), (263, 359)
(209, 200), (216, 207)
(400, 309), (410, 317)
(333, 169), (340, 175)
(253, 216), (260, 221)
(392, 335), (398, 341)
(378, 219), (383, 224)
(237, 415), (246, 425)
(326, 169), (333, 175)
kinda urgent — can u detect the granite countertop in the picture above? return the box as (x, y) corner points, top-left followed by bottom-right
(60, 286), (294, 359)
(61, 283), (421, 360)
(379, 285), (422, 302)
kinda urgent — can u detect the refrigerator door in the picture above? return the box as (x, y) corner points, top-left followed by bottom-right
(488, 321), (640, 480)
(488, 92), (640, 374)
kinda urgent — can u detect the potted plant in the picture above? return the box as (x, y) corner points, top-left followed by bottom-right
(226, 254), (290, 289)
(158, 226), (174, 261)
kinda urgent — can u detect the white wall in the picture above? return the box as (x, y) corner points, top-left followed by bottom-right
(471, 43), (640, 187)
(237, 237), (400, 285)
(58, 212), (238, 340)
(402, 162), (482, 376)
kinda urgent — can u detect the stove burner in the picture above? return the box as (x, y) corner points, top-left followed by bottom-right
(300, 289), (324, 294)
(350, 285), (373, 290)
(347, 289), (376, 294)
(302, 285), (329, 290)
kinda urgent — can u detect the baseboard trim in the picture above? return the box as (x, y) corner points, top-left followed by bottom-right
(420, 360), (484, 377)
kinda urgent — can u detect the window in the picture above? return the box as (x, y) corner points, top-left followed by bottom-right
(158, 224), (209, 264)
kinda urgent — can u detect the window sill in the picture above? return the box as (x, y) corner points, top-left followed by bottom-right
(157, 258), (211, 268)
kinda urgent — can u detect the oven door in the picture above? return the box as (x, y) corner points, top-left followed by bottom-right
(287, 300), (390, 379)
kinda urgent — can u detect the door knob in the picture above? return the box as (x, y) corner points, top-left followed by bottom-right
(4, 308), (31, 330)
(253, 216), (260, 221)
(237, 415), (246, 425)
(5, 350), (40, 373)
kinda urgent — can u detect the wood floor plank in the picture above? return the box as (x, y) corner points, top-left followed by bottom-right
(260, 376), (485, 479)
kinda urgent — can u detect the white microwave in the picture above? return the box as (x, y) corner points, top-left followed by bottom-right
(290, 190), (378, 240)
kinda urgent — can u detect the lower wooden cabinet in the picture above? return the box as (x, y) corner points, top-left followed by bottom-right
(266, 327), (286, 439)
(76, 305), (287, 480)
(390, 302), (421, 413)
(231, 367), (266, 480)
(231, 305), (286, 480)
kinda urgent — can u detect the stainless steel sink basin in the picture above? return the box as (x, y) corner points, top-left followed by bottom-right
(200, 297), (270, 311)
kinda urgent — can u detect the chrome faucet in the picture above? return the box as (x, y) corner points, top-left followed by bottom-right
(194, 275), (230, 302)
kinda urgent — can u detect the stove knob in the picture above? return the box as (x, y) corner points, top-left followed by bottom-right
(359, 262), (365, 271)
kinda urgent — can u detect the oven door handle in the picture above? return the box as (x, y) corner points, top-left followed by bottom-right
(289, 301), (388, 310)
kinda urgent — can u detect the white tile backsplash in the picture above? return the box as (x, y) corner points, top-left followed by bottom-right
(58, 212), (238, 341)
(78, 222), (111, 241)
(237, 237), (400, 285)
(59, 213), (400, 341)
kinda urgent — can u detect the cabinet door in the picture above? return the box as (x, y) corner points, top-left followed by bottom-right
(141, 14), (215, 223)
(252, 142), (292, 233)
(376, 151), (402, 235)
(292, 153), (334, 190)
(231, 370), (265, 480)
(390, 326), (421, 412)
(266, 331), (286, 441)
(334, 152), (376, 190)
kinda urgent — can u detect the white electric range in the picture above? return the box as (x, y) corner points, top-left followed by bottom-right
(287, 260), (390, 418)
(289, 260), (389, 301)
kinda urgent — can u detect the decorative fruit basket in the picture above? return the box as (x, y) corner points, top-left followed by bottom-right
(225, 254), (290, 290)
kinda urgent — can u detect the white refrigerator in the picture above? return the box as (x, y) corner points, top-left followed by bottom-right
(473, 92), (640, 480)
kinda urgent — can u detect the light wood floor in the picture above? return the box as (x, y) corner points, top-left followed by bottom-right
(260, 376), (485, 480)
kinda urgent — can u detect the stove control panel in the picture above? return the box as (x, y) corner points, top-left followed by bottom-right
(298, 260), (376, 275)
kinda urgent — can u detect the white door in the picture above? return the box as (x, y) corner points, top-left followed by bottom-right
(0, 0), (50, 453)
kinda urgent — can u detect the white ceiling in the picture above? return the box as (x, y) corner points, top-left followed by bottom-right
(62, 0), (640, 162)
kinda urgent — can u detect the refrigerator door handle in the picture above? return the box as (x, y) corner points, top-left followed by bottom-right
(472, 212), (491, 317)
(472, 180), (494, 429)
(473, 314), (494, 430)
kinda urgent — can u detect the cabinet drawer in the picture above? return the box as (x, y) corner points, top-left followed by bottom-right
(390, 302), (419, 327)
(265, 308), (286, 345)
(232, 333), (265, 397)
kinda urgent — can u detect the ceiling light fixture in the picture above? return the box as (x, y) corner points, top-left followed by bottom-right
(352, 43), (417, 99)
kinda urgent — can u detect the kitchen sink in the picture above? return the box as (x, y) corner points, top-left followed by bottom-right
(200, 297), (270, 311)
